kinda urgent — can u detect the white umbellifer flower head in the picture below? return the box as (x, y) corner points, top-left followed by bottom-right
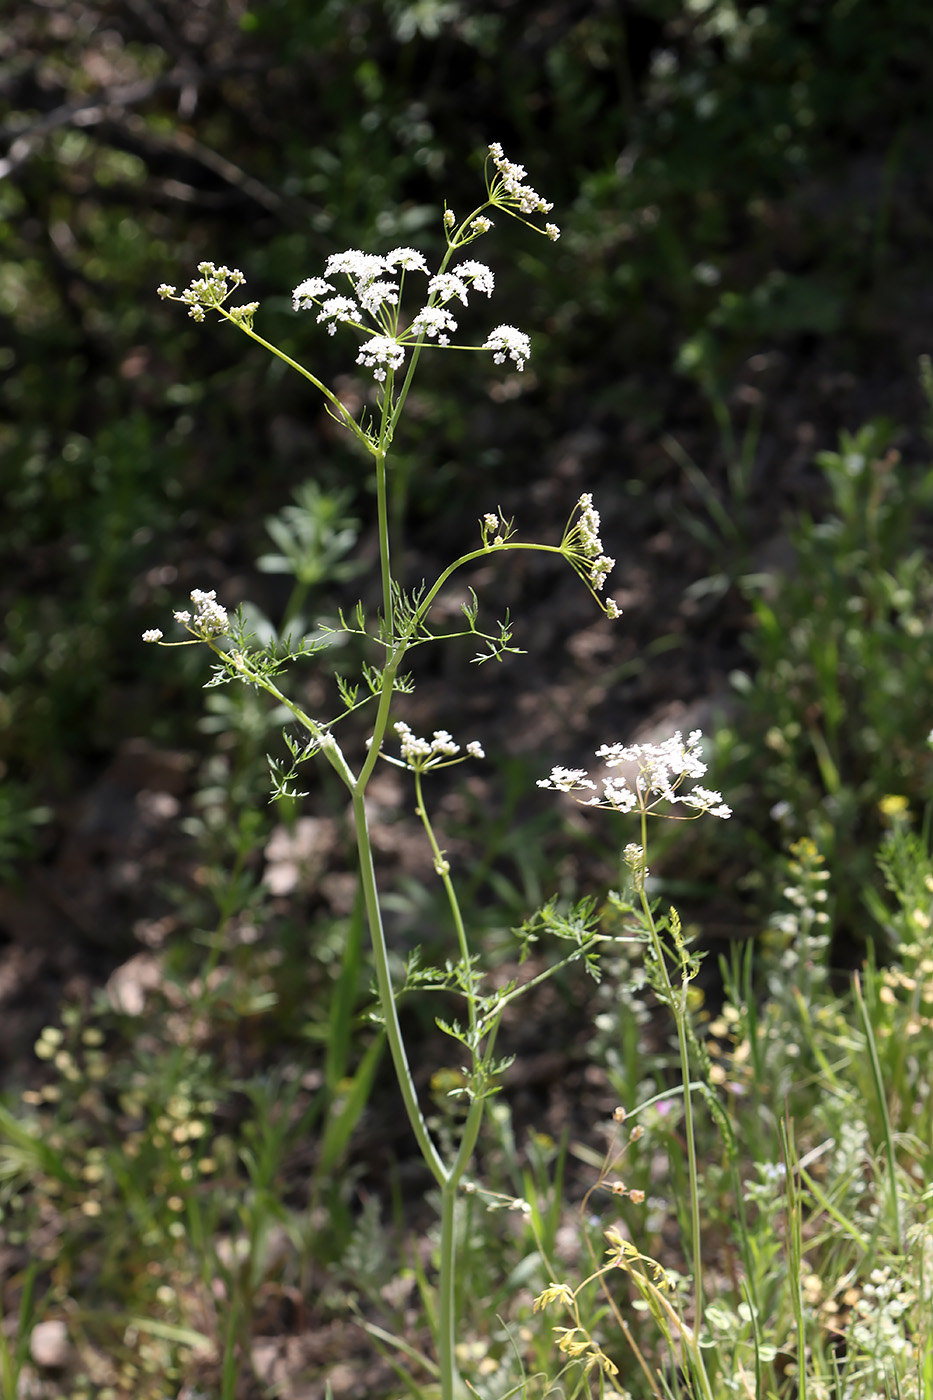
(356, 335), (405, 382)
(325, 250), (388, 286)
(456, 260), (495, 297)
(385, 247), (429, 272)
(292, 277), (335, 310)
(576, 493), (603, 557)
(484, 325), (531, 371)
(188, 588), (229, 637)
(390, 722), (484, 771)
(357, 280), (399, 315)
(317, 295), (361, 334)
(469, 216), (493, 234)
(540, 730), (731, 820)
(159, 262), (247, 322)
(428, 272), (470, 306)
(142, 629), (163, 642)
(589, 555), (615, 592)
(487, 142), (554, 217)
(537, 767), (597, 793)
(561, 493), (619, 611)
(545, 223), (560, 242)
(410, 305), (458, 343)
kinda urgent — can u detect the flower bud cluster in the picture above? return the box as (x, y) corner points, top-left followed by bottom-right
(538, 730), (731, 820)
(143, 589), (230, 644)
(561, 494), (620, 616)
(487, 142), (559, 236)
(158, 263), (246, 322)
(387, 721), (484, 772)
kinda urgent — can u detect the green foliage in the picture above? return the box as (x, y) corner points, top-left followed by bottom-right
(738, 417), (933, 931)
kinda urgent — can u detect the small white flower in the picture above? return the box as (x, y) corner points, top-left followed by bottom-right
(589, 555), (615, 591)
(325, 250), (387, 285)
(391, 721), (479, 769)
(188, 588), (229, 636)
(292, 277), (334, 310)
(456, 260), (494, 297)
(410, 305), (458, 341)
(545, 223), (560, 241)
(317, 295), (361, 334)
(487, 142), (554, 216)
(576, 494), (604, 557)
(596, 777), (638, 812)
(142, 629), (163, 642)
(357, 279), (400, 315)
(157, 284), (176, 298)
(537, 767), (596, 793)
(606, 599), (622, 620)
(428, 272), (470, 306)
(542, 730), (730, 820)
(484, 325), (531, 371)
(444, 209), (456, 228)
(173, 610), (191, 624)
(356, 335), (405, 381)
(385, 247), (429, 273)
(469, 216), (493, 234)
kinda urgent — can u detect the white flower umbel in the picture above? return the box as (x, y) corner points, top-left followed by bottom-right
(187, 588), (229, 638)
(483, 325), (531, 371)
(539, 730), (731, 820)
(356, 335), (406, 382)
(317, 295), (362, 335)
(381, 721), (485, 773)
(487, 142), (556, 222)
(158, 588), (230, 642)
(410, 305), (458, 343)
(560, 493), (621, 617)
(293, 277), (335, 310)
(158, 262), (246, 322)
(385, 247), (429, 273)
(456, 261), (495, 298)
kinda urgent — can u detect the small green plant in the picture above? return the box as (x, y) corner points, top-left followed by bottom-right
(741, 414), (933, 933)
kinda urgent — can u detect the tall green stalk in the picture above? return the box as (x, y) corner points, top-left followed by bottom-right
(636, 811), (705, 1334)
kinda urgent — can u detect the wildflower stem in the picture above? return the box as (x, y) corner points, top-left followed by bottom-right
(374, 439), (394, 638)
(638, 811), (705, 1335)
(350, 782), (448, 1188)
(213, 311), (369, 449)
(413, 768), (477, 1037)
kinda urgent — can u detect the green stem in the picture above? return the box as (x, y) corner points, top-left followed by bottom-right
(638, 812), (704, 1334)
(413, 768), (477, 1037)
(350, 783), (447, 1188)
(375, 441), (394, 639)
(216, 313), (370, 451)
